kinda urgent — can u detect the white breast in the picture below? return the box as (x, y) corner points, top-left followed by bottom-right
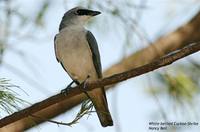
(55, 27), (98, 82)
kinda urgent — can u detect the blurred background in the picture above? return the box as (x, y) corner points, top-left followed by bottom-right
(0, 0), (200, 132)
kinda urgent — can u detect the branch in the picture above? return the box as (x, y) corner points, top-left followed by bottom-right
(0, 42), (199, 128)
(1, 9), (200, 132)
(104, 10), (200, 76)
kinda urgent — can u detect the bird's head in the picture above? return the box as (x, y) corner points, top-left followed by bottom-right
(59, 6), (101, 31)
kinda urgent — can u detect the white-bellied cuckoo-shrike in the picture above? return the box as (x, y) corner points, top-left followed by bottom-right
(54, 7), (113, 127)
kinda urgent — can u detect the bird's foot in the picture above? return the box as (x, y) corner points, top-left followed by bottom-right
(79, 75), (91, 99)
(61, 80), (78, 95)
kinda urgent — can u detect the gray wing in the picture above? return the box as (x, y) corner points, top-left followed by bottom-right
(86, 31), (102, 78)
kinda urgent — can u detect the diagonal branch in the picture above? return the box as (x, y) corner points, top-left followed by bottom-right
(0, 42), (199, 128)
(1, 9), (200, 132)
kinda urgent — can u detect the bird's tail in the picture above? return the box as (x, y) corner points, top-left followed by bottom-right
(88, 87), (113, 127)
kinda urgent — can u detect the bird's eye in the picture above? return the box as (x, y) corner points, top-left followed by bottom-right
(76, 9), (89, 16)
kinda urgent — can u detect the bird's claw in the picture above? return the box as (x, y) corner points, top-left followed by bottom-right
(61, 88), (70, 96)
(79, 75), (91, 99)
(79, 75), (90, 91)
(61, 80), (76, 95)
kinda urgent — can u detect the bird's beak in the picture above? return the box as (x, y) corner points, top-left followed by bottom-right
(89, 10), (101, 16)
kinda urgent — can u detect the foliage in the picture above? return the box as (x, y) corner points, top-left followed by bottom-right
(66, 99), (94, 126)
(147, 65), (200, 121)
(0, 0), (200, 131)
(0, 78), (28, 116)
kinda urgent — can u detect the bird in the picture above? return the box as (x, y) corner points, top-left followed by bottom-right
(54, 6), (113, 127)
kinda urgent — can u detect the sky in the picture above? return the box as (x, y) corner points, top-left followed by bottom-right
(0, 0), (200, 132)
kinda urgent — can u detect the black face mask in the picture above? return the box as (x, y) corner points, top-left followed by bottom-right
(76, 9), (101, 16)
